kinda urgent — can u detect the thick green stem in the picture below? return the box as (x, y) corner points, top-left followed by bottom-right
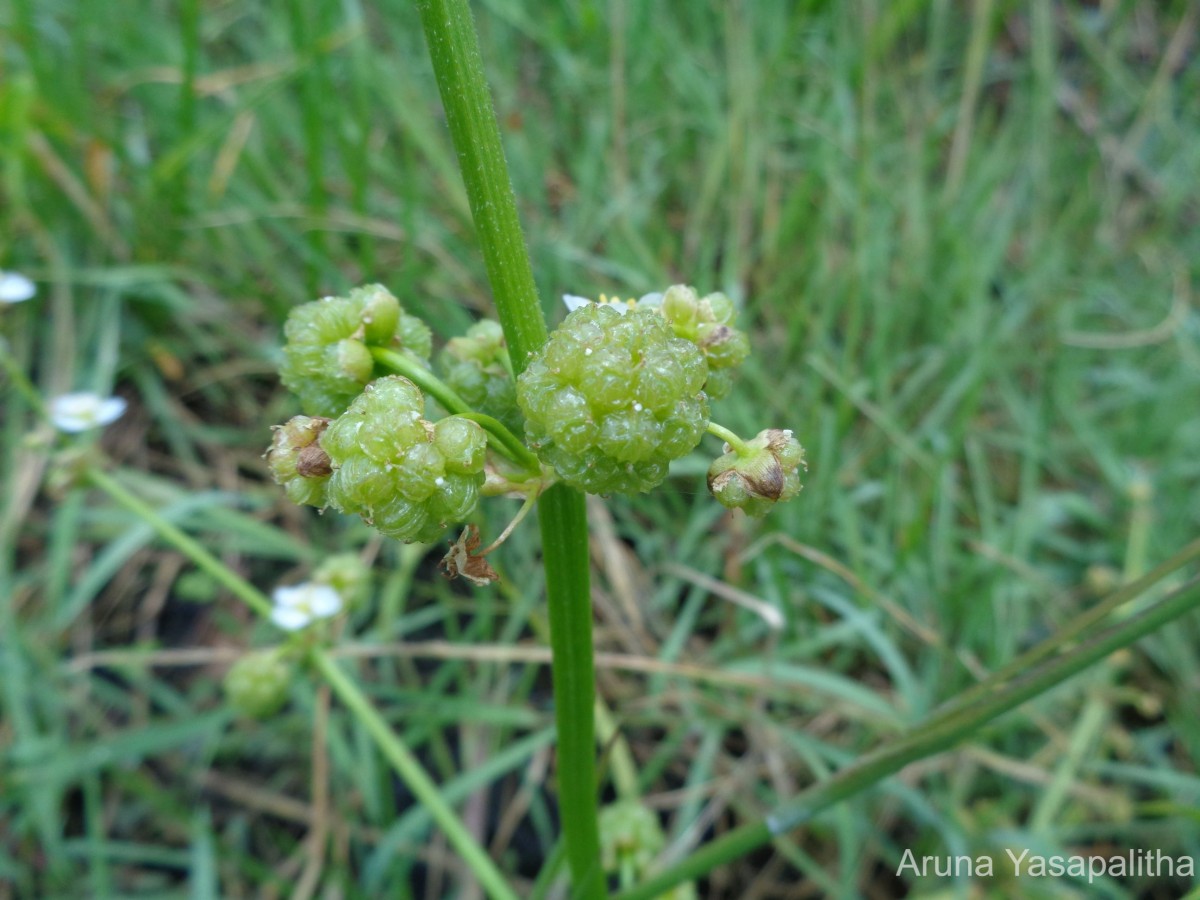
(312, 650), (520, 900)
(615, 570), (1200, 899)
(536, 485), (604, 895)
(416, 1), (604, 895)
(415, 0), (547, 369)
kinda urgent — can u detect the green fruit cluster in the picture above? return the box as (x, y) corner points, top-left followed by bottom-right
(319, 376), (487, 543)
(650, 284), (750, 399)
(280, 284), (432, 417)
(270, 281), (805, 542)
(313, 552), (371, 610)
(517, 303), (709, 494)
(598, 801), (664, 874)
(224, 649), (293, 719)
(437, 319), (522, 435)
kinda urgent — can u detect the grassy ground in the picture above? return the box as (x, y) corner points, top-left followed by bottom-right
(2, 1), (1199, 897)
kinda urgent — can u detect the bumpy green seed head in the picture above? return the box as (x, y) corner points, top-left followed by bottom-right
(266, 415), (332, 508)
(320, 376), (487, 543)
(518, 304), (709, 494)
(224, 648), (293, 719)
(280, 284), (433, 417)
(649, 284), (750, 399)
(707, 428), (805, 517)
(598, 801), (664, 874)
(437, 319), (523, 434)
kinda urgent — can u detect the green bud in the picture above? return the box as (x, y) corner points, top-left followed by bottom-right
(598, 801), (664, 874)
(700, 290), (736, 324)
(517, 304), (709, 494)
(350, 283), (401, 345)
(700, 368), (734, 401)
(434, 416), (487, 474)
(335, 338), (374, 382)
(224, 648), (293, 719)
(313, 552), (371, 610)
(651, 284), (751, 399)
(707, 428), (805, 517)
(696, 322), (750, 369)
(659, 284), (701, 335)
(395, 310), (434, 361)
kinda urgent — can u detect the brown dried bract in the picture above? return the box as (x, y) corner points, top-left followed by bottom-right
(708, 462), (784, 501)
(296, 443), (333, 477)
(439, 525), (499, 587)
(699, 323), (734, 348)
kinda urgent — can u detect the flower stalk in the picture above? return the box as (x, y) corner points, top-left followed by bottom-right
(415, 1), (605, 895)
(370, 346), (538, 471)
(82, 465), (517, 897)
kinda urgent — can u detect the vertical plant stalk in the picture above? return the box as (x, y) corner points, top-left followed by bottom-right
(416, 1), (604, 896)
(176, 0), (199, 216)
(414, 0), (547, 366)
(537, 484), (604, 891)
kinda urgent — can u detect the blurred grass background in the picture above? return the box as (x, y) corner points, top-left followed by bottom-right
(2, 0), (1199, 897)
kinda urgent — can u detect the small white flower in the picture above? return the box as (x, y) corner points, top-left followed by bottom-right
(49, 392), (127, 433)
(638, 292), (664, 308)
(270, 582), (343, 631)
(0, 270), (36, 304)
(564, 292), (645, 315)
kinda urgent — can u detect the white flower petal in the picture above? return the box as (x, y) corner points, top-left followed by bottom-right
(270, 582), (343, 630)
(562, 294), (592, 312)
(638, 292), (664, 308)
(271, 584), (308, 608)
(49, 392), (127, 433)
(0, 271), (36, 304)
(95, 397), (127, 423)
(270, 605), (313, 631)
(304, 584), (343, 617)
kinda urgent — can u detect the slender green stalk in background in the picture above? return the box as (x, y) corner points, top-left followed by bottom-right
(86, 468), (274, 620)
(313, 650), (520, 900)
(287, 0), (328, 289)
(923, 535), (1200, 728)
(175, 0), (199, 217)
(415, 1), (605, 895)
(84, 466), (518, 897)
(615, 568), (1200, 899)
